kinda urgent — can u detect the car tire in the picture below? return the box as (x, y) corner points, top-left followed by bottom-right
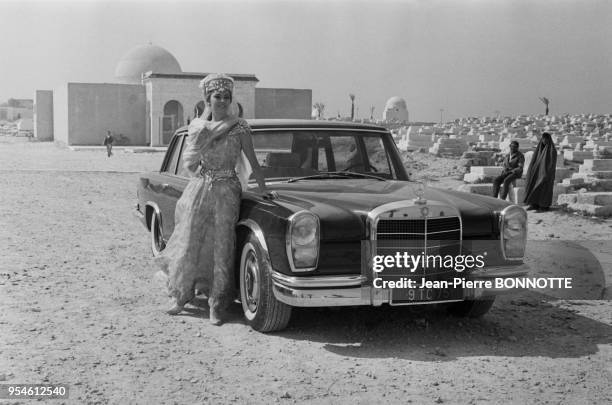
(239, 233), (292, 332)
(447, 298), (495, 318)
(150, 213), (165, 257)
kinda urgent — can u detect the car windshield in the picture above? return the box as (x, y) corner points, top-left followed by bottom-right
(250, 130), (402, 181)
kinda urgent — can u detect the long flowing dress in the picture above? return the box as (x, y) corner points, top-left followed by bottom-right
(155, 118), (249, 312)
(523, 137), (558, 208)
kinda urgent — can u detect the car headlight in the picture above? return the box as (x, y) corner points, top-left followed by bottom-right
(286, 211), (319, 271)
(499, 205), (527, 260)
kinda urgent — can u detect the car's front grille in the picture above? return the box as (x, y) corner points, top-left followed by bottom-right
(374, 215), (462, 276)
(376, 217), (461, 241)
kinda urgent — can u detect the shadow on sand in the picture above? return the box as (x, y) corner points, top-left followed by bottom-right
(185, 240), (611, 361)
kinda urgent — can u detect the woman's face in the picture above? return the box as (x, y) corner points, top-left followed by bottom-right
(209, 90), (232, 117)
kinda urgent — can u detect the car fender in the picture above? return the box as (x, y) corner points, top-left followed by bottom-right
(236, 218), (272, 266)
(145, 201), (163, 232)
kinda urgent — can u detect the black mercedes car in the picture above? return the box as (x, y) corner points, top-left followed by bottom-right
(135, 119), (528, 332)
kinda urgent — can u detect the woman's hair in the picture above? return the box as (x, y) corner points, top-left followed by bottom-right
(542, 132), (553, 144)
(205, 90), (233, 104)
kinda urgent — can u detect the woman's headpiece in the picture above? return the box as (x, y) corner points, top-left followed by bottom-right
(199, 73), (234, 96)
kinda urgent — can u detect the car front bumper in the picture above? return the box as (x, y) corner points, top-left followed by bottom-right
(271, 264), (530, 307)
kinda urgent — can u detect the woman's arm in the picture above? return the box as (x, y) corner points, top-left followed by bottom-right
(181, 127), (209, 176)
(238, 123), (267, 193)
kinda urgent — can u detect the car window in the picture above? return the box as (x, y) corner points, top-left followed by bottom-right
(176, 135), (191, 177)
(163, 135), (183, 175)
(252, 131), (293, 167)
(250, 130), (398, 180)
(362, 136), (392, 175)
(330, 136), (359, 171)
(317, 148), (328, 171)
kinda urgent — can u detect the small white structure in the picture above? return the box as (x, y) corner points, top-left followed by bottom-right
(17, 118), (33, 132)
(383, 96), (408, 122)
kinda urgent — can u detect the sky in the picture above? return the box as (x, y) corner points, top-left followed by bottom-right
(0, 0), (611, 122)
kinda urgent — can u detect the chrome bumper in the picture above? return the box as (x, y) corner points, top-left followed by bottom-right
(271, 264), (530, 307)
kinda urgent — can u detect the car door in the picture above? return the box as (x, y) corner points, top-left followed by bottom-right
(148, 133), (189, 238)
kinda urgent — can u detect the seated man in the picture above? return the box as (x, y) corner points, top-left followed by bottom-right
(492, 140), (525, 200)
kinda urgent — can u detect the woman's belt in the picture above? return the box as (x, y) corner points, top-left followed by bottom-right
(199, 167), (237, 179)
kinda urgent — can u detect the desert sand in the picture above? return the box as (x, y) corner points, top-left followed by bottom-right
(1, 136), (610, 404)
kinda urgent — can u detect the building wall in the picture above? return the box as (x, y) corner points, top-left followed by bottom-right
(53, 84), (69, 145)
(145, 77), (257, 146)
(34, 90), (54, 141)
(383, 107), (409, 122)
(145, 81), (153, 146)
(146, 77), (200, 147)
(235, 80), (256, 120)
(11, 99), (34, 109)
(3, 106), (33, 121)
(255, 88), (312, 119)
(67, 83), (146, 145)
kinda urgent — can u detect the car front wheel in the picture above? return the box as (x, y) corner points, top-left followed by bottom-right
(447, 298), (496, 318)
(240, 233), (292, 332)
(150, 213), (165, 257)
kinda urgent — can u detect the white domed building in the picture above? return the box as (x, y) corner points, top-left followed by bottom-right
(114, 44), (183, 84)
(36, 44), (312, 146)
(383, 96), (409, 123)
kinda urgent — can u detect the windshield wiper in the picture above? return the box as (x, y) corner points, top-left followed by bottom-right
(287, 171), (386, 183)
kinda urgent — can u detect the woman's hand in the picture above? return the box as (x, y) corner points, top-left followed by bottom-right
(262, 190), (279, 200)
(257, 184), (278, 200)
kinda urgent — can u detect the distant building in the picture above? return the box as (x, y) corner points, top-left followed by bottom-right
(383, 96), (409, 123)
(0, 98), (34, 121)
(37, 44), (312, 146)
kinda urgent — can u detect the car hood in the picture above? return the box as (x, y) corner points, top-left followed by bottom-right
(268, 179), (509, 240)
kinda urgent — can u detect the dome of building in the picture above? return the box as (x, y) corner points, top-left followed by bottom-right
(384, 96), (407, 111)
(114, 44), (182, 84)
(383, 96), (408, 122)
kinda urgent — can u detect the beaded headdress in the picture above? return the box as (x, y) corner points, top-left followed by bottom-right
(199, 73), (234, 97)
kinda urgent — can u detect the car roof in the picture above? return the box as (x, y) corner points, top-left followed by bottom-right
(175, 119), (389, 134)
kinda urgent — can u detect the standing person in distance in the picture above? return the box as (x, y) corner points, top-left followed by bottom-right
(103, 130), (115, 157)
(523, 132), (558, 212)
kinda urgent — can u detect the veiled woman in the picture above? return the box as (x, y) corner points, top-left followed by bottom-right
(155, 74), (269, 325)
(523, 132), (557, 212)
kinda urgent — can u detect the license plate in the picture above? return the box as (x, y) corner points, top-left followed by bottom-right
(391, 286), (463, 304)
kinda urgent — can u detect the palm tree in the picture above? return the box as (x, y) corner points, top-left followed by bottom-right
(313, 102), (325, 120)
(349, 94), (355, 121)
(539, 97), (550, 116)
(370, 105), (375, 121)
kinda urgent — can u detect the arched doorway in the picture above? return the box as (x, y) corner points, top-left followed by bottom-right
(161, 100), (184, 145)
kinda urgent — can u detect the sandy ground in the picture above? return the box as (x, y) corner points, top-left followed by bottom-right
(1, 137), (611, 404)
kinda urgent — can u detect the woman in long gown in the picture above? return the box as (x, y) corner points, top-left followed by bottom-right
(523, 132), (557, 212)
(155, 74), (268, 325)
